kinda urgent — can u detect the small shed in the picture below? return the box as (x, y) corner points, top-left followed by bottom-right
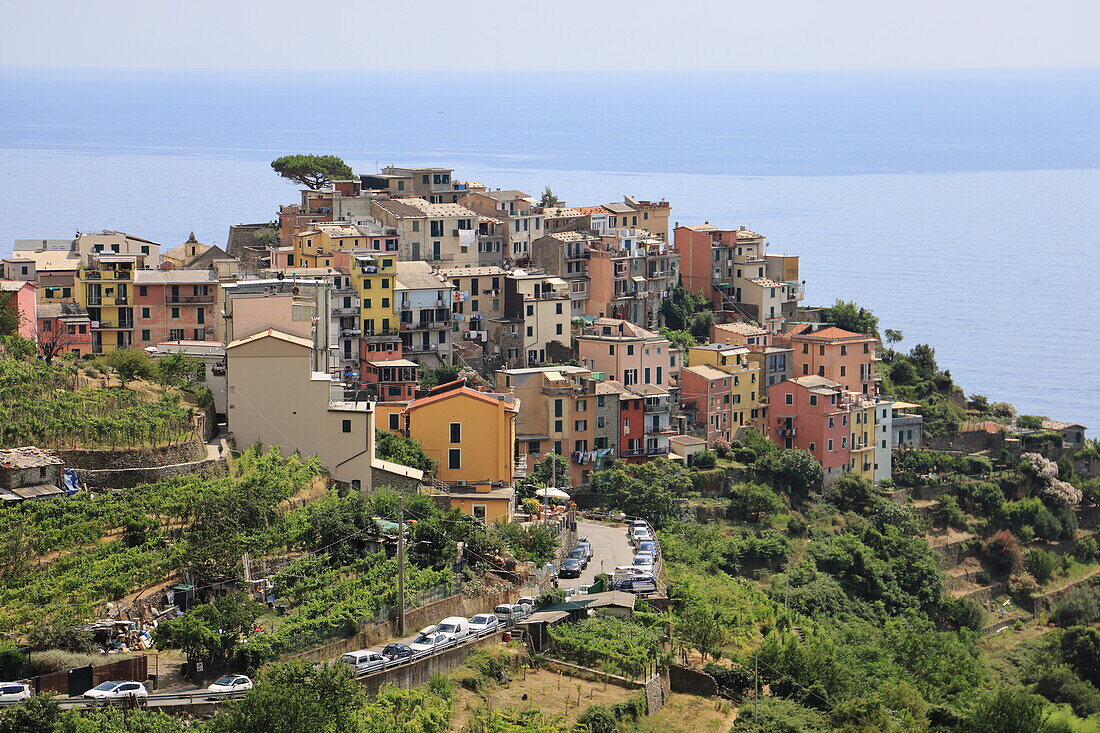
(0, 447), (65, 503)
(517, 609), (570, 651)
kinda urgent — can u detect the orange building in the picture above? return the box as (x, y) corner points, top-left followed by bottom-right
(777, 324), (878, 395)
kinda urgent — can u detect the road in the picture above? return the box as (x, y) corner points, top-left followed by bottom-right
(566, 519), (637, 591)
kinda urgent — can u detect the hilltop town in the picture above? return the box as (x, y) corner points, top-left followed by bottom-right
(1, 160), (1098, 732)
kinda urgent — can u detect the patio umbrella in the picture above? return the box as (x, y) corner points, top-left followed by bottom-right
(535, 487), (571, 500)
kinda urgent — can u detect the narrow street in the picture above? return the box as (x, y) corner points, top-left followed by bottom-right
(564, 519), (637, 591)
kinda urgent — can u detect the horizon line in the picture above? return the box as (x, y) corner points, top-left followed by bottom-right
(1, 64), (1098, 74)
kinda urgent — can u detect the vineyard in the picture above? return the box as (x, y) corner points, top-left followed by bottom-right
(0, 358), (196, 449)
(0, 445), (324, 633)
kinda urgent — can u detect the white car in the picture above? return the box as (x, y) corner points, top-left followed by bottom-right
(83, 681), (149, 702)
(0, 683), (31, 702)
(341, 650), (386, 674)
(468, 613), (501, 634)
(435, 616), (471, 641)
(632, 552), (655, 568)
(409, 632), (451, 653)
(207, 674), (253, 693)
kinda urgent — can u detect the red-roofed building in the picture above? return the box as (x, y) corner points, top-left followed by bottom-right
(769, 376), (852, 483)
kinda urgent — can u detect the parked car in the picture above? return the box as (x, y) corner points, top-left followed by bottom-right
(341, 650), (386, 674)
(559, 558), (582, 579)
(516, 596), (538, 611)
(627, 520), (649, 536)
(563, 588), (576, 599)
(567, 548), (589, 568)
(636, 540), (657, 556)
(612, 565), (649, 583)
(630, 528), (653, 546)
(435, 616), (471, 641)
(409, 632), (451, 653)
(574, 541), (593, 559)
(615, 576), (657, 595)
(207, 674), (253, 693)
(632, 552), (655, 568)
(0, 683), (31, 703)
(468, 613), (501, 634)
(83, 681), (149, 703)
(493, 603), (531, 624)
(381, 643), (413, 662)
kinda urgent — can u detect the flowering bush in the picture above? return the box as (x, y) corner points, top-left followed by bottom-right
(983, 530), (1024, 574)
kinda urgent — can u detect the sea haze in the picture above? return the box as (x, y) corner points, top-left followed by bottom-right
(0, 67), (1097, 430)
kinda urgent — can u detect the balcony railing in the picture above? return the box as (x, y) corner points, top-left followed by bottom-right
(331, 306), (359, 316)
(340, 328), (362, 337)
(404, 342), (440, 354)
(166, 294), (215, 304)
(512, 461), (528, 479)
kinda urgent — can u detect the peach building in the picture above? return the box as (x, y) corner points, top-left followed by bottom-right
(768, 376), (852, 484)
(777, 324), (878, 395)
(575, 318), (680, 389)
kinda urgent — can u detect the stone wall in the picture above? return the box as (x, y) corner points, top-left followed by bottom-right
(356, 631), (507, 697)
(644, 671), (672, 715)
(370, 464), (423, 492)
(669, 665), (718, 696)
(59, 439), (206, 470)
(76, 441), (229, 489)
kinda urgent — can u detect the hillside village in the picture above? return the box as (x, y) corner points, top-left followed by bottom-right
(1, 161), (1099, 731)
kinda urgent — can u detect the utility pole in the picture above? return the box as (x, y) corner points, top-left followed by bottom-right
(397, 494), (406, 637)
(754, 657), (759, 727)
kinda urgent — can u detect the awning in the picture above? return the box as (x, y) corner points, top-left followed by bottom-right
(632, 276), (646, 283)
(535, 487), (570, 500)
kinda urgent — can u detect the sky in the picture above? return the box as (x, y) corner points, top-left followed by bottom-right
(4, 0), (1099, 71)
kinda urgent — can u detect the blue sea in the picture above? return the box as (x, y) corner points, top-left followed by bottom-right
(1, 67), (1097, 430)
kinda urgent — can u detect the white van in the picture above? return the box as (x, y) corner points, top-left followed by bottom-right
(435, 616), (471, 641)
(494, 604), (528, 624)
(341, 650), (385, 674)
(612, 565), (649, 583)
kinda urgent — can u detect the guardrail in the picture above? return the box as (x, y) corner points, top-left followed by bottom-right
(0, 689), (248, 710)
(350, 625), (510, 681)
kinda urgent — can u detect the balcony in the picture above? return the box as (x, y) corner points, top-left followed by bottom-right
(166, 294), (215, 304)
(93, 320), (134, 330)
(404, 342), (440, 354)
(340, 328), (362, 337)
(331, 306), (359, 316)
(512, 461), (528, 479)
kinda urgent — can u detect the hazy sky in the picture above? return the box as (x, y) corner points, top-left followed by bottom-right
(5, 0), (1099, 70)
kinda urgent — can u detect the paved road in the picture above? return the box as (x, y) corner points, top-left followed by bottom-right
(565, 519), (637, 591)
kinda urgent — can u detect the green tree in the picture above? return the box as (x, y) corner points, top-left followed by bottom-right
(729, 696), (831, 732)
(822, 299), (879, 335)
(960, 688), (1057, 733)
(0, 292), (23, 338)
(419, 364), (461, 390)
(727, 482), (784, 521)
(1026, 549), (1057, 584)
(1017, 415), (1047, 430)
(889, 359), (919, 386)
(659, 282), (710, 331)
(0, 695), (61, 733)
(56, 708), (189, 732)
(688, 310), (715, 341)
(270, 154), (354, 190)
(883, 328), (904, 345)
(207, 661), (366, 733)
(252, 226), (279, 248)
(908, 344), (939, 379)
(104, 348), (153, 387)
(538, 186), (561, 207)
(590, 458), (691, 527)
(822, 472), (880, 514)
(756, 449), (823, 496)
(968, 394), (991, 413)
(658, 327), (696, 361)
(1059, 627), (1100, 686)
(375, 429), (436, 475)
(155, 591), (262, 666)
(1075, 439), (1100, 473)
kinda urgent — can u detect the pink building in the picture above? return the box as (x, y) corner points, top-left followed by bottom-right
(679, 364), (733, 444)
(576, 318), (680, 388)
(132, 270), (218, 347)
(768, 376), (851, 484)
(0, 281), (38, 341)
(776, 324), (878, 395)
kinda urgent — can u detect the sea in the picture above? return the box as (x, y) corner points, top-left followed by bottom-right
(1, 67), (1097, 430)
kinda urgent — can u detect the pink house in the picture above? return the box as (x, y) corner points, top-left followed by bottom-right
(680, 364), (733, 444)
(0, 281), (38, 341)
(776, 323), (878, 395)
(768, 376), (851, 484)
(576, 318), (680, 388)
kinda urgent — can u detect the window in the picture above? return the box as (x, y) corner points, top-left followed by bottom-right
(576, 400), (587, 411)
(448, 449), (461, 470)
(197, 309), (205, 324)
(412, 221), (420, 232)
(597, 416), (605, 428)
(627, 345), (635, 356)
(829, 417), (834, 429)
(809, 442), (815, 451)
(171, 307), (180, 319)
(169, 328), (184, 340)
(388, 413), (400, 430)
(554, 419), (563, 432)
(809, 395), (818, 406)
(526, 326), (533, 337)
(450, 423), (461, 443)
(609, 345), (615, 355)
(138, 286), (148, 297)
(827, 439), (834, 451)
(840, 345), (847, 356)
(839, 365), (846, 377)
(554, 399), (563, 417)
(555, 303), (563, 314)
(575, 420), (587, 431)
(644, 367), (651, 384)
(141, 329), (150, 341)
(597, 395), (605, 407)
(140, 307), (150, 319)
(341, 420), (352, 433)
(194, 328), (203, 339)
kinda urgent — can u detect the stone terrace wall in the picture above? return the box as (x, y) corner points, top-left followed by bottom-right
(59, 439), (206, 470)
(76, 440), (230, 489)
(669, 664), (718, 696)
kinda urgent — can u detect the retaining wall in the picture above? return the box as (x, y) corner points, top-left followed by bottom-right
(77, 441), (230, 489)
(59, 440), (206, 470)
(668, 665), (718, 697)
(356, 631), (506, 697)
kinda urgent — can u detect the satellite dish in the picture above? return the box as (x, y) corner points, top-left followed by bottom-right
(276, 272), (285, 281)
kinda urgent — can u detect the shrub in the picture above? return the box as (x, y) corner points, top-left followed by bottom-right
(703, 662), (753, 698)
(26, 626), (94, 653)
(931, 496), (967, 529)
(535, 588), (566, 609)
(984, 530), (1024, 574)
(692, 449), (717, 469)
(577, 705), (617, 733)
(1026, 549), (1058, 584)
(1074, 536), (1100, 562)
(733, 447), (756, 464)
(1051, 589), (1100, 627)
(1008, 572), (1040, 598)
(940, 596), (985, 631)
(520, 498), (541, 516)
(727, 483), (784, 522)
(1031, 664), (1100, 717)
(1018, 525), (1035, 542)
(1017, 415), (1046, 430)
(25, 651), (114, 675)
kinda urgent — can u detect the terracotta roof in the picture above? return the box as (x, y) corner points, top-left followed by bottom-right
(788, 375), (842, 392)
(786, 325), (872, 341)
(0, 281), (32, 291)
(405, 385), (516, 413)
(226, 328), (313, 351)
(714, 322), (767, 336)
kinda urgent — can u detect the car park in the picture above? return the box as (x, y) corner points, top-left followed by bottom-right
(469, 613), (501, 634)
(0, 683), (31, 703)
(207, 674), (253, 692)
(632, 553), (655, 569)
(341, 650), (386, 674)
(435, 616), (471, 641)
(559, 558), (582, 578)
(575, 541), (593, 559)
(409, 632), (451, 653)
(381, 643), (413, 662)
(83, 681), (149, 703)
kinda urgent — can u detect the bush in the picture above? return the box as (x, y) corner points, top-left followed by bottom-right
(1031, 664), (1100, 717)
(733, 447), (756, 463)
(703, 662), (753, 698)
(1017, 415), (1047, 430)
(26, 626), (94, 653)
(1008, 572), (1041, 598)
(520, 498), (541, 516)
(692, 449), (717, 469)
(535, 588), (566, 609)
(1033, 510), (1063, 542)
(940, 596), (985, 631)
(1026, 549), (1058, 584)
(577, 705), (617, 733)
(1051, 589), (1100, 627)
(1074, 536), (1100, 562)
(984, 530), (1024, 575)
(727, 483), (784, 522)
(25, 650), (114, 675)
(931, 495), (967, 529)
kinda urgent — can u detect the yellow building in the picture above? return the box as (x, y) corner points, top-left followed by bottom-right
(347, 252), (398, 336)
(76, 253), (141, 352)
(291, 222), (396, 269)
(401, 383), (520, 523)
(688, 343), (762, 433)
(848, 396), (876, 481)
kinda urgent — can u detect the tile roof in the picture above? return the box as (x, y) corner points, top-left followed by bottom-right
(0, 281), (32, 291)
(748, 277), (785, 289)
(681, 364), (730, 381)
(405, 385), (516, 413)
(134, 270), (218, 284)
(372, 198), (430, 218)
(395, 260), (449, 291)
(226, 328), (314, 351)
(788, 325), (873, 341)
(788, 375), (842, 391)
(397, 199), (477, 218)
(541, 207), (584, 218)
(438, 265), (507, 278)
(714, 322), (767, 336)
(481, 189), (532, 202)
